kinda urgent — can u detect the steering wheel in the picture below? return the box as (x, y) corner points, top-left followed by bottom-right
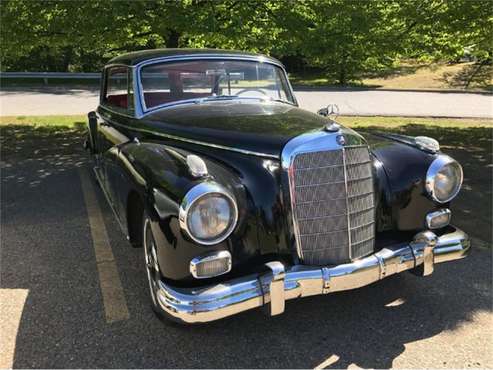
(235, 88), (269, 97)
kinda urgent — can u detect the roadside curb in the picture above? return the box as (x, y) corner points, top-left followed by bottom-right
(292, 85), (493, 96)
(338, 114), (493, 120)
(2, 83), (491, 96)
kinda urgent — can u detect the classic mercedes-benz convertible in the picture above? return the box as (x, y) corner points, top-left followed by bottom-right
(86, 49), (469, 323)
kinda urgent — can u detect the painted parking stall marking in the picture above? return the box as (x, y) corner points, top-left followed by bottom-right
(0, 289), (29, 368)
(79, 169), (130, 323)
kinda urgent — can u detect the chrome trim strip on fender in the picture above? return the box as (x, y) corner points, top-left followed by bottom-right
(100, 117), (279, 159)
(154, 226), (470, 323)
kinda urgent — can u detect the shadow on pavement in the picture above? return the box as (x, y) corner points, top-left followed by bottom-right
(1, 123), (491, 368)
(0, 124), (88, 189)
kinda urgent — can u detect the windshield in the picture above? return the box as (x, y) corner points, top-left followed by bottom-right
(139, 59), (295, 110)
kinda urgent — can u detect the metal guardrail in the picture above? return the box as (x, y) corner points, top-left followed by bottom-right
(0, 72), (101, 83)
(0, 72), (100, 78)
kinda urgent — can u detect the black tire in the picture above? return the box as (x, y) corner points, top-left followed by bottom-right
(142, 212), (195, 326)
(142, 211), (165, 319)
(91, 168), (101, 189)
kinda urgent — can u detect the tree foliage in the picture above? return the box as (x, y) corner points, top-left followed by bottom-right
(1, 0), (491, 83)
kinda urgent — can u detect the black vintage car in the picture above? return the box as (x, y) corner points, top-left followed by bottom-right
(86, 49), (469, 323)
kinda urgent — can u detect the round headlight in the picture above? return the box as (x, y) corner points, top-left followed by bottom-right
(179, 182), (238, 245)
(425, 155), (463, 203)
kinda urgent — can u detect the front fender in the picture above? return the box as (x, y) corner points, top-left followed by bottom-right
(118, 141), (261, 284)
(364, 133), (441, 231)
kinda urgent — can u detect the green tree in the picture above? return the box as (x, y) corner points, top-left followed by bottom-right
(1, 0), (491, 84)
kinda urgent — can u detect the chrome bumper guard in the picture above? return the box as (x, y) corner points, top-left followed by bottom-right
(157, 227), (470, 323)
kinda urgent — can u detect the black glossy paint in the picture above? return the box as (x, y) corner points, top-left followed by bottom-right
(143, 101), (329, 157)
(88, 53), (446, 286)
(362, 133), (440, 230)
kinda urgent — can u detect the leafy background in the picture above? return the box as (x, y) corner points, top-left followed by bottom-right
(1, 0), (491, 85)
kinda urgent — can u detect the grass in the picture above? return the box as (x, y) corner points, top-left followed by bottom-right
(0, 115), (86, 128)
(362, 62), (492, 91)
(290, 62), (493, 92)
(1, 114), (491, 129)
(338, 116), (493, 129)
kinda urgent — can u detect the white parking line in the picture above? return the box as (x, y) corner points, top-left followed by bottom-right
(0, 288), (29, 368)
(79, 169), (130, 323)
(314, 354), (340, 369)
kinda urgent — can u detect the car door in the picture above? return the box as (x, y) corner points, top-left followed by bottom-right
(96, 66), (133, 221)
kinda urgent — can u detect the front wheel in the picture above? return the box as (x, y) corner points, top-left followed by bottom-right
(142, 212), (192, 325)
(143, 213), (163, 317)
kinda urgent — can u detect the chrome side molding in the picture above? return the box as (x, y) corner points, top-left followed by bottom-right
(156, 226), (470, 323)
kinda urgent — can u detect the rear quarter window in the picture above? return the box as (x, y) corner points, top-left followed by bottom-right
(104, 67), (129, 110)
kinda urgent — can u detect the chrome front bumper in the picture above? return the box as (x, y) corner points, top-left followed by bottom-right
(156, 227), (470, 323)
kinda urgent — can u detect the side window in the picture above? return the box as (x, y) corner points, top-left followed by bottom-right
(127, 69), (134, 113)
(104, 67), (128, 109)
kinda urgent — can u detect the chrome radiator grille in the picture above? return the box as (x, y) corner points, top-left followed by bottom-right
(290, 145), (375, 265)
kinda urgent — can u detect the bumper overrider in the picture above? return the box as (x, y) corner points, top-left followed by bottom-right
(157, 227), (470, 323)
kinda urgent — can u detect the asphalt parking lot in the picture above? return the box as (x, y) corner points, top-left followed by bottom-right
(1, 125), (492, 368)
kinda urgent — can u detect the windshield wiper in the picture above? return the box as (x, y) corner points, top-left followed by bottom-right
(265, 97), (294, 105)
(196, 95), (293, 105)
(197, 95), (239, 103)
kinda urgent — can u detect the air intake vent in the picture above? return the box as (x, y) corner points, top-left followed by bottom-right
(289, 145), (375, 265)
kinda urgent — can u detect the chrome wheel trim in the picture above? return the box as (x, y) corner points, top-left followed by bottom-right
(143, 217), (159, 306)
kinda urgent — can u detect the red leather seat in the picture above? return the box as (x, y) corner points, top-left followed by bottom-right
(106, 94), (128, 109)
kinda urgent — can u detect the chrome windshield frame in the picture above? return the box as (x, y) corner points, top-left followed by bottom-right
(134, 54), (298, 117)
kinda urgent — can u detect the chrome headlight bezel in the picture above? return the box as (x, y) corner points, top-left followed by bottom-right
(425, 155), (463, 203)
(179, 182), (238, 245)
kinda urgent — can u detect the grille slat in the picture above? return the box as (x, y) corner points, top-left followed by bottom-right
(298, 214), (348, 235)
(295, 181), (346, 203)
(290, 145), (375, 265)
(294, 166), (345, 187)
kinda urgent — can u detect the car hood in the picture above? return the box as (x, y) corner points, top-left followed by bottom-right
(363, 131), (437, 193)
(141, 100), (329, 157)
